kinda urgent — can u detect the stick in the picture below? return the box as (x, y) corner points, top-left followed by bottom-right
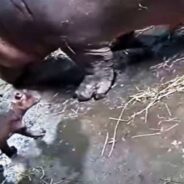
(132, 123), (178, 139)
(108, 99), (133, 157)
(101, 132), (109, 156)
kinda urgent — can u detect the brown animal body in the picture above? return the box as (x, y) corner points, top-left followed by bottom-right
(0, 0), (184, 100)
(0, 90), (45, 158)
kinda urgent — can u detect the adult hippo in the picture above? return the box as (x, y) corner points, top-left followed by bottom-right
(0, 0), (183, 101)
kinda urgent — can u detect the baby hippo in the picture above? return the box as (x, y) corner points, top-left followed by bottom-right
(0, 90), (45, 158)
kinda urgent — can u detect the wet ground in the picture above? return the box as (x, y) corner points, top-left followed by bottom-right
(2, 32), (184, 184)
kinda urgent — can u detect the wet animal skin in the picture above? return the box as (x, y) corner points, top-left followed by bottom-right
(0, 90), (45, 158)
(0, 0), (183, 100)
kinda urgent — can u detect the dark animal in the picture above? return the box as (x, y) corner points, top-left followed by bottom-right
(0, 0), (184, 100)
(112, 25), (175, 67)
(0, 90), (45, 158)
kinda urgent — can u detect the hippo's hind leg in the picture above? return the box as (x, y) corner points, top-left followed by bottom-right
(0, 141), (17, 158)
(110, 31), (146, 51)
(12, 49), (85, 90)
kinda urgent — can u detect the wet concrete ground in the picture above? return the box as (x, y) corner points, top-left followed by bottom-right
(1, 34), (184, 184)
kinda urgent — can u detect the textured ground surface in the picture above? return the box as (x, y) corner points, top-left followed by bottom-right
(1, 29), (184, 184)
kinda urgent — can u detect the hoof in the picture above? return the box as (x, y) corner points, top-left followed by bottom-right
(74, 63), (115, 101)
(7, 146), (18, 158)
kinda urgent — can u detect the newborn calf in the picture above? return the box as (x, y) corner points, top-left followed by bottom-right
(0, 90), (45, 158)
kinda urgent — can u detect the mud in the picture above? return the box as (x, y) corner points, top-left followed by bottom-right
(1, 32), (184, 184)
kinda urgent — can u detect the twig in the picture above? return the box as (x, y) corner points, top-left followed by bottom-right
(49, 178), (54, 184)
(128, 98), (156, 124)
(132, 123), (178, 139)
(108, 120), (119, 157)
(158, 117), (180, 125)
(144, 99), (156, 123)
(135, 26), (153, 37)
(101, 132), (109, 156)
(37, 167), (45, 179)
(71, 107), (80, 114)
(164, 103), (172, 116)
(164, 123), (179, 132)
(64, 41), (76, 55)
(108, 138), (117, 144)
(42, 179), (49, 184)
(138, 3), (148, 10)
(109, 117), (130, 122)
(132, 132), (161, 139)
(108, 99), (134, 157)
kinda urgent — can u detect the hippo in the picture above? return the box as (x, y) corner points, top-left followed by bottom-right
(112, 25), (176, 67)
(0, 90), (45, 158)
(0, 0), (184, 101)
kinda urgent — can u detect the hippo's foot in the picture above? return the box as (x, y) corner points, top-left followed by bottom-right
(5, 146), (18, 158)
(13, 49), (85, 89)
(0, 141), (18, 158)
(74, 61), (115, 101)
(0, 165), (4, 173)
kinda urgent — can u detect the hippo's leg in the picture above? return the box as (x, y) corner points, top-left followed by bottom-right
(15, 126), (45, 139)
(110, 25), (182, 52)
(0, 66), (24, 84)
(12, 50), (85, 89)
(0, 141), (17, 158)
(113, 48), (153, 69)
(110, 31), (146, 51)
(60, 43), (115, 101)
